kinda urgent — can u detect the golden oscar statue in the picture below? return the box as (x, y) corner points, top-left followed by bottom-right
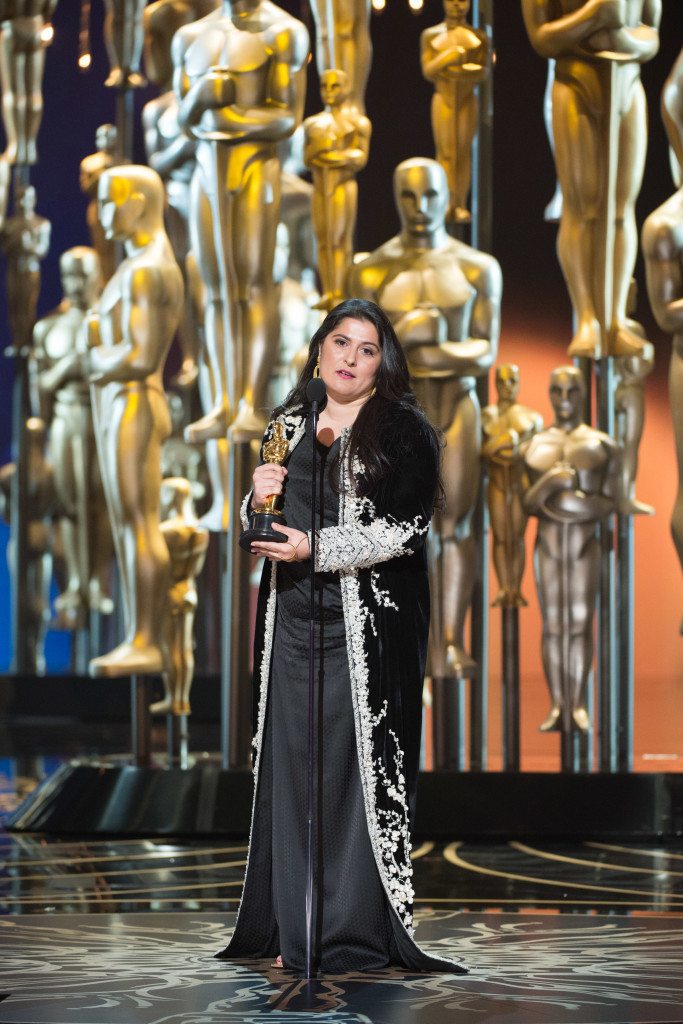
(420, 0), (489, 225)
(80, 124), (126, 285)
(522, 0), (661, 358)
(304, 69), (371, 312)
(1, 183), (50, 353)
(84, 165), (184, 678)
(310, 0), (371, 113)
(142, 0), (218, 389)
(524, 366), (619, 733)
(350, 157), (502, 678)
(661, 45), (683, 187)
(103, 0), (148, 89)
(0, 417), (54, 673)
(151, 477), (209, 716)
(173, 0), (309, 442)
(32, 246), (115, 625)
(0, 0), (57, 166)
(643, 191), (683, 631)
(482, 364), (543, 608)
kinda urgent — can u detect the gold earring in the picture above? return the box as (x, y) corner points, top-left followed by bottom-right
(314, 356), (320, 378)
(370, 386), (377, 397)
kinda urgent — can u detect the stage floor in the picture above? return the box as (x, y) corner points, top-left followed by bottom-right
(1, 909), (683, 1023)
(1, 833), (683, 1023)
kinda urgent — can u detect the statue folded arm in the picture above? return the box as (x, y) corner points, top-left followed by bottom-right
(392, 256), (501, 377)
(88, 268), (169, 384)
(546, 483), (616, 522)
(523, 462), (577, 514)
(521, 0), (633, 60)
(481, 428), (521, 462)
(421, 39), (487, 83)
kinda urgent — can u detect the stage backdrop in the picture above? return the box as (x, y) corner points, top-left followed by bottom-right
(0, 0), (681, 768)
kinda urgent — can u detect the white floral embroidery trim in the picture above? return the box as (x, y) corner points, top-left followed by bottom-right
(371, 569), (399, 610)
(335, 440), (417, 936)
(240, 490), (252, 532)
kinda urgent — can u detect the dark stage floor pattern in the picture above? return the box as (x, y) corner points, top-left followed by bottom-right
(3, 745), (683, 1021)
(1, 833), (683, 1022)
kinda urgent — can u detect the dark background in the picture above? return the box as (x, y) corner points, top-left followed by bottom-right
(0, 0), (681, 670)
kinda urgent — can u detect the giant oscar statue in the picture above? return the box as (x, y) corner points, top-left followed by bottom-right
(482, 364), (543, 608)
(303, 68), (371, 312)
(80, 125), (127, 285)
(524, 366), (619, 733)
(310, 0), (371, 113)
(1, 183), (50, 353)
(0, 417), (54, 673)
(173, 0), (309, 443)
(350, 157), (502, 680)
(103, 0), (148, 89)
(84, 165), (183, 677)
(32, 246), (114, 625)
(152, 477), (209, 716)
(522, 0), (661, 358)
(420, 0), (489, 225)
(662, 46), (683, 186)
(643, 58), (683, 630)
(142, 0), (218, 390)
(0, 0), (57, 166)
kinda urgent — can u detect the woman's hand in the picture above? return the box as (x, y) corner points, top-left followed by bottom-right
(252, 463), (288, 507)
(251, 524), (310, 563)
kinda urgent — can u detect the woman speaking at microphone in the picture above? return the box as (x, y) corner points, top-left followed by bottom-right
(216, 297), (465, 975)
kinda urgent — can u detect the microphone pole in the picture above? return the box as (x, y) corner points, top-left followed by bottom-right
(304, 375), (326, 980)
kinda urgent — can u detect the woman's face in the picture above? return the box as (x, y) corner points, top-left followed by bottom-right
(318, 316), (382, 403)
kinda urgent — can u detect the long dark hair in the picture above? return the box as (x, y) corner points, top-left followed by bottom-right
(276, 298), (442, 500)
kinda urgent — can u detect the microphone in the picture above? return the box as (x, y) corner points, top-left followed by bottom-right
(305, 377), (326, 411)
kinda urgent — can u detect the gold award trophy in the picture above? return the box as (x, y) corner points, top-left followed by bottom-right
(239, 421), (289, 551)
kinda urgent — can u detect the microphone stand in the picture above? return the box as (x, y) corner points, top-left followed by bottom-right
(304, 377), (325, 979)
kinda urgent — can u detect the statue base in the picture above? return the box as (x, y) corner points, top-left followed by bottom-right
(238, 510), (288, 551)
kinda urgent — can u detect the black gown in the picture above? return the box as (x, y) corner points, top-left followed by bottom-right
(219, 415), (465, 975)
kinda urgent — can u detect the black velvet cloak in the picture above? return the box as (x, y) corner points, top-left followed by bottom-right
(230, 403), (458, 965)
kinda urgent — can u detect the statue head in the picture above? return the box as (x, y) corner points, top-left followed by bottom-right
(161, 475), (195, 520)
(495, 363), (520, 404)
(320, 68), (351, 109)
(16, 184), (36, 217)
(549, 365), (585, 427)
(98, 165), (164, 242)
(95, 123), (118, 154)
(443, 0), (470, 21)
(394, 158), (449, 239)
(59, 246), (101, 309)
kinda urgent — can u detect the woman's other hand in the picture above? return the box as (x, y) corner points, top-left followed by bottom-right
(252, 463), (287, 507)
(251, 524), (310, 562)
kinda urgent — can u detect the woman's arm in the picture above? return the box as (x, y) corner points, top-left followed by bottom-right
(316, 422), (438, 573)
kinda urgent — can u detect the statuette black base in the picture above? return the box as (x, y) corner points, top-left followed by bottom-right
(239, 510), (288, 551)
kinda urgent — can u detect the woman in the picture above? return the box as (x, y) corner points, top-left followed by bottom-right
(217, 298), (466, 974)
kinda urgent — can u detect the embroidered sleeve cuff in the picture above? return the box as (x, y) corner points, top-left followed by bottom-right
(240, 490), (253, 531)
(315, 515), (429, 573)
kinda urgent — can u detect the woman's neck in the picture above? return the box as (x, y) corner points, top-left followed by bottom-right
(317, 393), (370, 437)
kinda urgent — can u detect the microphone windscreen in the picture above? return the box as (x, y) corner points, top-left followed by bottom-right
(306, 377), (327, 405)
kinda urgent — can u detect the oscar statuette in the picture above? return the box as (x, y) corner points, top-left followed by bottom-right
(239, 421), (289, 551)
